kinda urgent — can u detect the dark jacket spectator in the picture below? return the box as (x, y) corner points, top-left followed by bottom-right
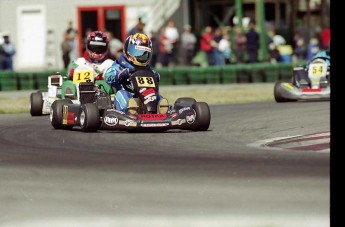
(234, 27), (247, 63)
(181, 24), (197, 66)
(245, 22), (260, 63)
(0, 33), (16, 70)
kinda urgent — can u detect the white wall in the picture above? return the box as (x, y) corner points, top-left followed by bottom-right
(0, 0), (170, 71)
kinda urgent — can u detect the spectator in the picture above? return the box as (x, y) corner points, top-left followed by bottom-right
(150, 31), (159, 68)
(164, 20), (179, 66)
(306, 37), (320, 62)
(268, 43), (281, 63)
(200, 26), (216, 66)
(127, 18), (145, 36)
(213, 27), (223, 65)
(107, 31), (123, 61)
(0, 32), (16, 70)
(233, 27), (247, 63)
(158, 27), (173, 67)
(82, 28), (92, 54)
(181, 24), (197, 66)
(292, 32), (306, 60)
(320, 25), (330, 50)
(245, 21), (260, 63)
(218, 32), (232, 65)
(0, 32), (5, 70)
(65, 20), (78, 59)
(61, 33), (72, 69)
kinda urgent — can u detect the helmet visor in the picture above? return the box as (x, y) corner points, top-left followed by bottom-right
(127, 44), (152, 64)
(88, 41), (107, 54)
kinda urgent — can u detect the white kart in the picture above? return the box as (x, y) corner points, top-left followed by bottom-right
(30, 59), (113, 116)
(274, 58), (330, 102)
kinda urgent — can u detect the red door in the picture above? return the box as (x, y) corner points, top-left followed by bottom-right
(77, 6), (126, 57)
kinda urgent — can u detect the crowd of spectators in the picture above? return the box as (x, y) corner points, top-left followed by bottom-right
(143, 20), (331, 68)
(0, 18), (330, 73)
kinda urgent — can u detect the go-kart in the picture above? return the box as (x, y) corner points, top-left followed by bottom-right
(30, 60), (113, 116)
(50, 68), (211, 132)
(274, 57), (330, 102)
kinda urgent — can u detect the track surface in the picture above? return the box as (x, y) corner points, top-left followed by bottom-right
(0, 101), (330, 227)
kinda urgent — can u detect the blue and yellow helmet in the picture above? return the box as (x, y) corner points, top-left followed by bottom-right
(123, 33), (152, 66)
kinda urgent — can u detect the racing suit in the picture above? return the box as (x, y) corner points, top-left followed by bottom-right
(68, 51), (114, 81)
(104, 54), (161, 112)
(307, 50), (330, 68)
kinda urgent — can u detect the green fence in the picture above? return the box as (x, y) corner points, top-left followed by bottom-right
(0, 63), (300, 91)
(0, 70), (67, 91)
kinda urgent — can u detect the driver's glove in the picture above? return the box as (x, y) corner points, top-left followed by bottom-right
(154, 71), (160, 82)
(118, 68), (130, 84)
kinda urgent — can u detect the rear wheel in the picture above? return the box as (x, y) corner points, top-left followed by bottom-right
(30, 91), (43, 116)
(50, 99), (73, 129)
(191, 102), (211, 131)
(80, 103), (100, 132)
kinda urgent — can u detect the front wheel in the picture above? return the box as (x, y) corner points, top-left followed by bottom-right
(274, 82), (290, 103)
(80, 103), (100, 132)
(191, 102), (211, 131)
(30, 91), (43, 116)
(50, 99), (73, 129)
(174, 97), (196, 105)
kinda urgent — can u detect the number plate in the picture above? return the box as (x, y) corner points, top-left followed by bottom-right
(135, 76), (155, 87)
(73, 69), (94, 84)
(310, 63), (326, 77)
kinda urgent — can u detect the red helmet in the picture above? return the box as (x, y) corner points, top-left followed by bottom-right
(123, 33), (152, 66)
(86, 31), (108, 61)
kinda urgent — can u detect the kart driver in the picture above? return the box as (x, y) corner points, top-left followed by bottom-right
(67, 31), (114, 81)
(105, 33), (167, 113)
(308, 47), (330, 68)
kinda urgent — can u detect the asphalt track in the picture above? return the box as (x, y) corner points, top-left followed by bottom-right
(0, 101), (330, 227)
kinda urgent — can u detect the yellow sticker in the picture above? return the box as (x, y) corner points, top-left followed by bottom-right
(310, 64), (325, 77)
(62, 105), (68, 125)
(73, 69), (94, 84)
(283, 83), (294, 90)
(135, 76), (156, 87)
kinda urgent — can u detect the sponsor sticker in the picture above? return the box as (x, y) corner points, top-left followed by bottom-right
(141, 123), (169, 127)
(107, 109), (126, 115)
(283, 83), (294, 90)
(141, 88), (155, 97)
(186, 112), (196, 124)
(104, 114), (118, 126)
(135, 45), (152, 52)
(67, 112), (74, 124)
(90, 41), (106, 46)
(143, 96), (156, 105)
(62, 105), (68, 125)
(138, 114), (167, 120)
(171, 119), (186, 126)
(119, 120), (137, 127)
(128, 115), (138, 120)
(178, 107), (191, 114)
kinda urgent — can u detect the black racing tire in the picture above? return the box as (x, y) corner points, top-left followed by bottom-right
(174, 97), (197, 109)
(191, 102), (211, 131)
(274, 82), (290, 103)
(30, 91), (43, 116)
(80, 103), (100, 132)
(50, 99), (73, 129)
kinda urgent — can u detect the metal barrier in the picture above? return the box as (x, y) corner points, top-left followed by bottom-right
(0, 63), (302, 91)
